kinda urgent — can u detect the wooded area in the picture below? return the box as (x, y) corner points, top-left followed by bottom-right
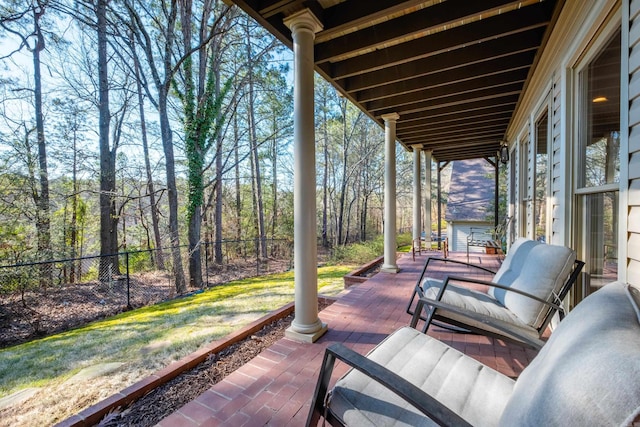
(0, 0), (419, 294)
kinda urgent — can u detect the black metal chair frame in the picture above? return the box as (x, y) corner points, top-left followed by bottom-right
(409, 259), (585, 349)
(305, 342), (473, 427)
(406, 256), (497, 317)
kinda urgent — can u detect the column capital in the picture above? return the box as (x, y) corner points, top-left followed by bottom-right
(381, 112), (400, 123)
(284, 8), (323, 34)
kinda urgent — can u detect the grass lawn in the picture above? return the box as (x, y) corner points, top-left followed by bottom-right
(0, 264), (354, 427)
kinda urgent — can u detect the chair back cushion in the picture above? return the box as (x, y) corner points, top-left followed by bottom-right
(495, 242), (575, 328)
(499, 282), (640, 426)
(490, 238), (539, 294)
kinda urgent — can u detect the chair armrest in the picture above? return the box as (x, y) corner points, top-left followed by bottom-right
(441, 275), (563, 311)
(423, 257), (497, 275)
(419, 297), (546, 349)
(407, 257), (497, 317)
(307, 343), (472, 427)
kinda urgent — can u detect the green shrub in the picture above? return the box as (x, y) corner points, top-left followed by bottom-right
(396, 232), (412, 249)
(330, 233), (412, 264)
(125, 249), (154, 273)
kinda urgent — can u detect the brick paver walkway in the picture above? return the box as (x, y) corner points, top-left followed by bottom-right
(157, 251), (538, 426)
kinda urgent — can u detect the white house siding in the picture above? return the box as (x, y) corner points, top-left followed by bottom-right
(521, 129), (533, 239)
(628, 0), (640, 286)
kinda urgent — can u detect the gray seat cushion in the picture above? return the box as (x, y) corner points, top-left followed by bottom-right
(499, 282), (640, 426)
(424, 283), (539, 342)
(329, 326), (515, 427)
(424, 239), (575, 330)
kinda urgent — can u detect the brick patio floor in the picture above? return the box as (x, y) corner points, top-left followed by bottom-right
(157, 250), (538, 427)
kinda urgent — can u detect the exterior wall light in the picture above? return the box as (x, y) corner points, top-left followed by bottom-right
(499, 143), (509, 164)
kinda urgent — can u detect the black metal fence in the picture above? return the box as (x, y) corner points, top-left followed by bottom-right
(0, 238), (292, 348)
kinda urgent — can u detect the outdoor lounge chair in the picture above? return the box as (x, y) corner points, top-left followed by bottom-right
(406, 238), (584, 349)
(306, 281), (640, 426)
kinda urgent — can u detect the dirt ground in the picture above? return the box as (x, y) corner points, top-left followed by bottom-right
(96, 300), (332, 427)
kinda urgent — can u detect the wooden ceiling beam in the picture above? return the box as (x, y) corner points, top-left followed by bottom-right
(355, 52), (534, 103)
(394, 95), (519, 124)
(314, 0), (427, 42)
(397, 111), (512, 133)
(416, 138), (502, 150)
(330, 1), (555, 79)
(341, 30), (544, 93)
(374, 83), (523, 117)
(365, 70), (528, 112)
(402, 128), (506, 145)
(432, 149), (500, 162)
(314, 0), (520, 63)
(398, 121), (510, 139)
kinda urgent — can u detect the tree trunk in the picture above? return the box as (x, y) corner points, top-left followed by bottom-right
(159, 90), (187, 293)
(70, 121), (79, 283)
(214, 68), (224, 264)
(321, 94), (329, 248)
(234, 114), (242, 242)
(246, 30), (267, 260)
(187, 206), (203, 288)
(271, 115), (278, 244)
(233, 116), (242, 240)
(337, 101), (349, 245)
(32, 4), (52, 285)
(97, 0), (119, 281)
(124, 0), (186, 293)
(132, 34), (165, 270)
(361, 194), (369, 241)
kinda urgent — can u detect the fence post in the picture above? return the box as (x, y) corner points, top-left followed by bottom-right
(255, 237), (260, 275)
(204, 241), (209, 289)
(125, 252), (131, 309)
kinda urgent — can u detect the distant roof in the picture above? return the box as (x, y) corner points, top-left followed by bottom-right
(445, 158), (495, 222)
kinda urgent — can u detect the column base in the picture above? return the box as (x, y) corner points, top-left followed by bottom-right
(285, 322), (328, 343)
(381, 264), (400, 273)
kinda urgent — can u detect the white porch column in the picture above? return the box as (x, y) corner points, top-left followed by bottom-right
(283, 9), (326, 343)
(424, 150), (433, 248)
(381, 113), (400, 273)
(412, 147), (422, 243)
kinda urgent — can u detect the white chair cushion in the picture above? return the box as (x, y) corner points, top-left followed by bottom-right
(490, 238), (540, 291)
(329, 326), (515, 427)
(499, 282), (640, 426)
(502, 244), (575, 328)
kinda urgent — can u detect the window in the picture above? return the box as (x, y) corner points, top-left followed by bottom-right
(579, 33), (621, 188)
(509, 147), (517, 244)
(576, 31), (620, 298)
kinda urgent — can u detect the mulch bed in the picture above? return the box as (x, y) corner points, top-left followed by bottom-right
(96, 299), (333, 427)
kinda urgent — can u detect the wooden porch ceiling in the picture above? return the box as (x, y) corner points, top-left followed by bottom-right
(230, 0), (564, 162)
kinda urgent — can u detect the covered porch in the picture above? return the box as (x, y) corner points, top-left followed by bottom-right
(224, 0), (564, 344)
(156, 250), (537, 426)
(147, 0), (640, 424)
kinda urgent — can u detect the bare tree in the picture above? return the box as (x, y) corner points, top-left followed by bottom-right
(123, 0), (187, 293)
(130, 30), (165, 270)
(0, 0), (52, 281)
